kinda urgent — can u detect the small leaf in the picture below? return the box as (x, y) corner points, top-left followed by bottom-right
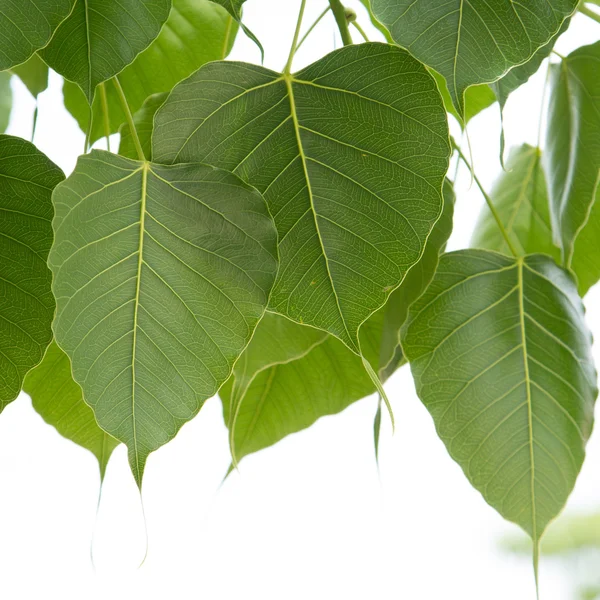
(210, 0), (263, 59)
(403, 250), (597, 559)
(0, 0), (75, 71)
(471, 144), (560, 262)
(12, 55), (49, 99)
(0, 135), (63, 409)
(40, 0), (172, 102)
(371, 0), (577, 117)
(153, 43), (451, 354)
(544, 41), (600, 295)
(0, 72), (13, 133)
(49, 151), (278, 485)
(63, 0), (238, 145)
(119, 93), (167, 161)
(23, 343), (118, 479)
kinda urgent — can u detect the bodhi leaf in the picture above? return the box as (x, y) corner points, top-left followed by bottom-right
(0, 135), (63, 409)
(63, 0), (238, 146)
(49, 151), (278, 485)
(358, 0), (393, 43)
(402, 249), (597, 570)
(0, 72), (12, 133)
(0, 0), (74, 71)
(471, 144), (560, 262)
(370, 0), (577, 117)
(544, 41), (600, 296)
(39, 0), (172, 102)
(210, 0), (263, 59)
(12, 55), (49, 99)
(119, 93), (167, 161)
(23, 343), (119, 479)
(153, 42), (451, 356)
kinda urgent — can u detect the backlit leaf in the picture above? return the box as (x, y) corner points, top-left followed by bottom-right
(471, 144), (560, 262)
(49, 151), (278, 485)
(544, 41), (600, 295)
(12, 54), (49, 99)
(23, 342), (119, 479)
(210, 0), (263, 58)
(63, 0), (238, 145)
(153, 43), (451, 354)
(0, 135), (63, 409)
(40, 0), (172, 102)
(0, 0), (74, 71)
(403, 250), (597, 562)
(0, 72), (12, 133)
(371, 0), (577, 117)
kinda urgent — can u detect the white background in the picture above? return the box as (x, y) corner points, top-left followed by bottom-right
(0, 1), (599, 598)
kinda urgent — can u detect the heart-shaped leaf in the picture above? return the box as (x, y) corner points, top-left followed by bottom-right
(0, 135), (63, 409)
(40, 0), (172, 102)
(402, 250), (597, 565)
(12, 55), (49, 99)
(544, 41), (600, 295)
(0, 0), (75, 71)
(371, 0), (577, 117)
(63, 0), (237, 145)
(153, 43), (451, 354)
(471, 144), (560, 262)
(49, 151), (278, 485)
(24, 342), (119, 479)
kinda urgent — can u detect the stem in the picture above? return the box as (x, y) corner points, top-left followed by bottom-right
(284, 0), (308, 74)
(579, 3), (600, 23)
(351, 20), (370, 42)
(329, 0), (353, 46)
(113, 76), (145, 162)
(453, 141), (519, 257)
(551, 49), (566, 60)
(30, 103), (38, 143)
(99, 82), (111, 153)
(295, 6), (331, 54)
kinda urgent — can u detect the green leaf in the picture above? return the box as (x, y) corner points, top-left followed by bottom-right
(23, 342), (118, 479)
(0, 0), (75, 71)
(153, 43), (451, 355)
(358, 0), (393, 43)
(431, 71), (496, 125)
(119, 93), (167, 160)
(49, 151), (278, 485)
(471, 144), (560, 262)
(63, 0), (238, 145)
(0, 72), (12, 133)
(371, 0), (577, 117)
(39, 0), (172, 102)
(11, 55), (49, 99)
(0, 135), (63, 409)
(402, 250), (597, 564)
(220, 316), (373, 464)
(210, 0), (263, 59)
(544, 42), (600, 295)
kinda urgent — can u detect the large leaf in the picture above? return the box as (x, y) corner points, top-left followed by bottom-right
(0, 72), (12, 133)
(12, 55), (49, 99)
(119, 93), (167, 160)
(371, 0), (577, 117)
(40, 0), (172, 102)
(49, 151), (278, 485)
(63, 0), (238, 145)
(544, 42), (600, 295)
(471, 144), (560, 262)
(23, 343), (118, 479)
(0, 0), (74, 70)
(153, 43), (451, 354)
(402, 250), (597, 563)
(0, 135), (63, 409)
(221, 317), (373, 464)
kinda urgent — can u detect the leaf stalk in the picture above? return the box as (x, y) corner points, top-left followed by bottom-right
(329, 0), (354, 46)
(295, 6), (331, 54)
(579, 3), (600, 23)
(284, 0), (308, 74)
(113, 77), (145, 162)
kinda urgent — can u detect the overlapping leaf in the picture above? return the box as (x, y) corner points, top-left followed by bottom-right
(63, 0), (237, 145)
(0, 135), (63, 409)
(371, 0), (577, 117)
(153, 43), (451, 354)
(0, 73), (12, 133)
(49, 151), (278, 484)
(119, 93), (167, 160)
(40, 0), (172, 102)
(472, 144), (560, 262)
(23, 343), (119, 479)
(0, 0), (74, 71)
(12, 55), (49, 99)
(403, 250), (597, 561)
(544, 41), (600, 295)
(210, 0), (262, 57)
